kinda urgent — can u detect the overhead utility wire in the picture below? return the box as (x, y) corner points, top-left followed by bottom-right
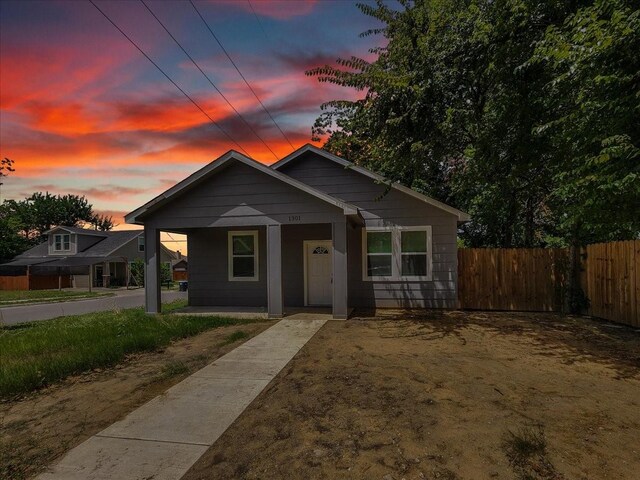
(247, 0), (269, 41)
(189, 0), (295, 150)
(89, 0), (250, 156)
(140, 0), (279, 160)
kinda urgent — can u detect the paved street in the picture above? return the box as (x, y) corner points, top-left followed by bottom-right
(0, 289), (187, 326)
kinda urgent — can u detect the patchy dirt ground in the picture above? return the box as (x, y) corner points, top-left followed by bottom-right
(0, 321), (275, 480)
(183, 311), (640, 480)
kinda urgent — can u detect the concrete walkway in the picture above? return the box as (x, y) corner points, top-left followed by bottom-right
(0, 290), (187, 326)
(37, 318), (327, 480)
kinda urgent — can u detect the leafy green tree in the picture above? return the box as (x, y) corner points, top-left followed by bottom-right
(0, 203), (31, 263)
(130, 258), (145, 287)
(0, 192), (115, 261)
(531, 0), (640, 245)
(308, 0), (639, 249)
(530, 0), (640, 311)
(309, 0), (584, 247)
(3, 192), (112, 242)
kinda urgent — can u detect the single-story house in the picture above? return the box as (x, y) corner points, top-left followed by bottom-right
(0, 226), (177, 290)
(125, 144), (470, 319)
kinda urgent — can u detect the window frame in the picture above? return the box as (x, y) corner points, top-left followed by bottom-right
(398, 226), (433, 281)
(361, 226), (395, 281)
(228, 230), (259, 282)
(53, 233), (71, 252)
(361, 226), (432, 281)
(138, 236), (145, 252)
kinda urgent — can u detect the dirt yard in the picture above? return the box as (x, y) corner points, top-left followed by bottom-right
(182, 311), (640, 480)
(0, 321), (275, 480)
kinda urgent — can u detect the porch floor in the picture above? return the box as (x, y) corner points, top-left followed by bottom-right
(172, 306), (345, 321)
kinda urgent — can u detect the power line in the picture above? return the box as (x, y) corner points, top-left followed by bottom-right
(140, 0), (279, 160)
(89, 0), (251, 157)
(189, 0), (295, 150)
(247, 0), (269, 41)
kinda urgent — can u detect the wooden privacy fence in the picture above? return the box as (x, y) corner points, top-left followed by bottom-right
(584, 240), (639, 327)
(0, 275), (72, 291)
(0, 275), (29, 291)
(458, 241), (640, 327)
(458, 248), (568, 312)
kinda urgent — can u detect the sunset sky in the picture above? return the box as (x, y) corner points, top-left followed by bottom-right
(0, 0), (382, 251)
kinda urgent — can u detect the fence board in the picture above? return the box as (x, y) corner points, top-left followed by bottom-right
(0, 276), (29, 290)
(585, 240), (639, 327)
(458, 248), (568, 312)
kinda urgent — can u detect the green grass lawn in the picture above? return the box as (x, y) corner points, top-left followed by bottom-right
(0, 289), (107, 306)
(0, 300), (264, 398)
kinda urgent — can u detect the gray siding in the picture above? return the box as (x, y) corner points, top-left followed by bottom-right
(280, 152), (459, 309)
(143, 161), (344, 230)
(281, 223), (331, 306)
(187, 227), (268, 307)
(110, 236), (173, 263)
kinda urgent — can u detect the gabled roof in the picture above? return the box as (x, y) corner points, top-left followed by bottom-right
(125, 150), (360, 224)
(44, 226), (109, 237)
(13, 229), (158, 260)
(272, 144), (471, 222)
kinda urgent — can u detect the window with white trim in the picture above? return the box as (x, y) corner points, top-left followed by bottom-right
(138, 236), (145, 252)
(54, 233), (71, 252)
(228, 231), (259, 281)
(362, 226), (432, 281)
(400, 228), (430, 278)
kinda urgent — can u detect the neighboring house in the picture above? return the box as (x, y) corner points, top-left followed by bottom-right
(125, 144), (470, 319)
(0, 226), (176, 290)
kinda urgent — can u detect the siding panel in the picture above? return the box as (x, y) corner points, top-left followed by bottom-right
(187, 227), (267, 307)
(282, 152), (459, 309)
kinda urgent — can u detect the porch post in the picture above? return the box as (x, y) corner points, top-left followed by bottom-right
(144, 226), (161, 314)
(266, 224), (283, 318)
(332, 221), (349, 319)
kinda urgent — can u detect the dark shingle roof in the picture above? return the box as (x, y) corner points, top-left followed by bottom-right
(76, 230), (142, 257)
(15, 242), (50, 258)
(15, 229), (143, 260)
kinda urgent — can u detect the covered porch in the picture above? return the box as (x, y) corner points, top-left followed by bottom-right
(143, 221), (355, 320)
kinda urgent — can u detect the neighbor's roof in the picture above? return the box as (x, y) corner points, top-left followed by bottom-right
(272, 144), (471, 222)
(43, 226), (109, 237)
(14, 242), (50, 258)
(125, 150), (360, 224)
(75, 230), (143, 257)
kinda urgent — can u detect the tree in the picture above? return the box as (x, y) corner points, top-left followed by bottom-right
(90, 213), (115, 232)
(530, 0), (640, 311)
(309, 0), (583, 248)
(0, 157), (15, 203)
(531, 0), (640, 245)
(308, 0), (640, 248)
(0, 203), (31, 263)
(0, 192), (115, 261)
(3, 192), (111, 242)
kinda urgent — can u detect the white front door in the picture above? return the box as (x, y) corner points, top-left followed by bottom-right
(305, 240), (332, 306)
